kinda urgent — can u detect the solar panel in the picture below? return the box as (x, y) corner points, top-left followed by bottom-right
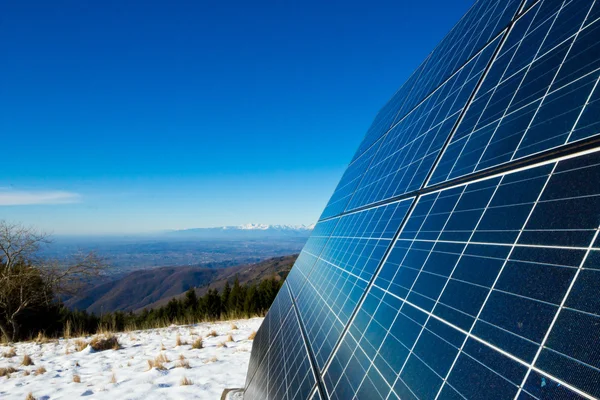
(244, 1), (600, 399)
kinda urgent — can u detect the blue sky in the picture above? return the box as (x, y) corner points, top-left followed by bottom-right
(0, 0), (473, 234)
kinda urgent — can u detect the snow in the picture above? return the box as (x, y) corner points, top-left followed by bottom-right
(0, 318), (263, 399)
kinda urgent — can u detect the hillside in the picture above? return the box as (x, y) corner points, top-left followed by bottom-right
(0, 318), (262, 400)
(141, 254), (297, 311)
(67, 255), (297, 314)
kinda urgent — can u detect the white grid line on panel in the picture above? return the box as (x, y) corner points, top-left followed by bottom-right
(320, 143), (600, 391)
(432, 159), (559, 399)
(287, 284), (327, 400)
(566, 74), (600, 143)
(368, 280), (596, 400)
(383, 176), (506, 399)
(427, 1), (600, 188)
(508, 0), (597, 162)
(513, 224), (600, 398)
(327, 190), (446, 396)
(319, 196), (421, 380)
(444, 0), (565, 183)
(421, 0), (532, 189)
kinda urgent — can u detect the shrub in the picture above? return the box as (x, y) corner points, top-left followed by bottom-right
(90, 335), (119, 351)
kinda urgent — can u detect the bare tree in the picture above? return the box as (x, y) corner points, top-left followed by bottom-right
(0, 221), (50, 272)
(0, 220), (106, 341)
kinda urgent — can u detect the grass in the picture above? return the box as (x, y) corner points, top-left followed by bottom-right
(176, 334), (187, 347)
(34, 367), (46, 376)
(89, 334), (120, 351)
(176, 357), (190, 369)
(147, 353), (170, 371)
(110, 372), (117, 384)
(230, 323), (238, 330)
(248, 331), (256, 340)
(216, 342), (224, 348)
(180, 376), (193, 386)
(73, 374), (81, 383)
(0, 366), (18, 377)
(192, 337), (203, 349)
(25, 393), (36, 400)
(74, 339), (88, 352)
(204, 356), (217, 364)
(21, 354), (34, 366)
(225, 334), (234, 342)
(34, 332), (52, 344)
(206, 330), (217, 337)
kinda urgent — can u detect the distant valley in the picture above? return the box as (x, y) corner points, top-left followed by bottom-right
(43, 224), (311, 275)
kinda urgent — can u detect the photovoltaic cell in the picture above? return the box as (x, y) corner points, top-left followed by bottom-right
(244, 0), (600, 398)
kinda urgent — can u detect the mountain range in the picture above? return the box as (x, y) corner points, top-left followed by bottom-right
(166, 224), (315, 239)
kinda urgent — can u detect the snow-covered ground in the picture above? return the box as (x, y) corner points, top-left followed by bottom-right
(0, 318), (262, 399)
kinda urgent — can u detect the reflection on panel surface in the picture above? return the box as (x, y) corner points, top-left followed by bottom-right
(244, 0), (600, 399)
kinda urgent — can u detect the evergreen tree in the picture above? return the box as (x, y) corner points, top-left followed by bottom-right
(229, 276), (242, 314)
(221, 281), (231, 315)
(183, 288), (199, 312)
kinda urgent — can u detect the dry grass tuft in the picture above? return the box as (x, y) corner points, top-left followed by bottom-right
(73, 374), (81, 383)
(204, 356), (218, 364)
(192, 337), (203, 349)
(180, 376), (193, 386)
(24, 370), (30, 376)
(206, 330), (217, 337)
(110, 372), (117, 384)
(25, 393), (36, 400)
(176, 334), (187, 347)
(176, 358), (190, 369)
(225, 334), (234, 342)
(2, 348), (17, 358)
(34, 367), (46, 376)
(216, 342), (224, 348)
(89, 335), (119, 352)
(0, 366), (18, 377)
(230, 323), (238, 330)
(248, 331), (256, 340)
(21, 354), (34, 366)
(65, 346), (71, 355)
(155, 352), (169, 363)
(74, 339), (88, 352)
(147, 353), (169, 371)
(34, 332), (51, 344)
(160, 343), (166, 351)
